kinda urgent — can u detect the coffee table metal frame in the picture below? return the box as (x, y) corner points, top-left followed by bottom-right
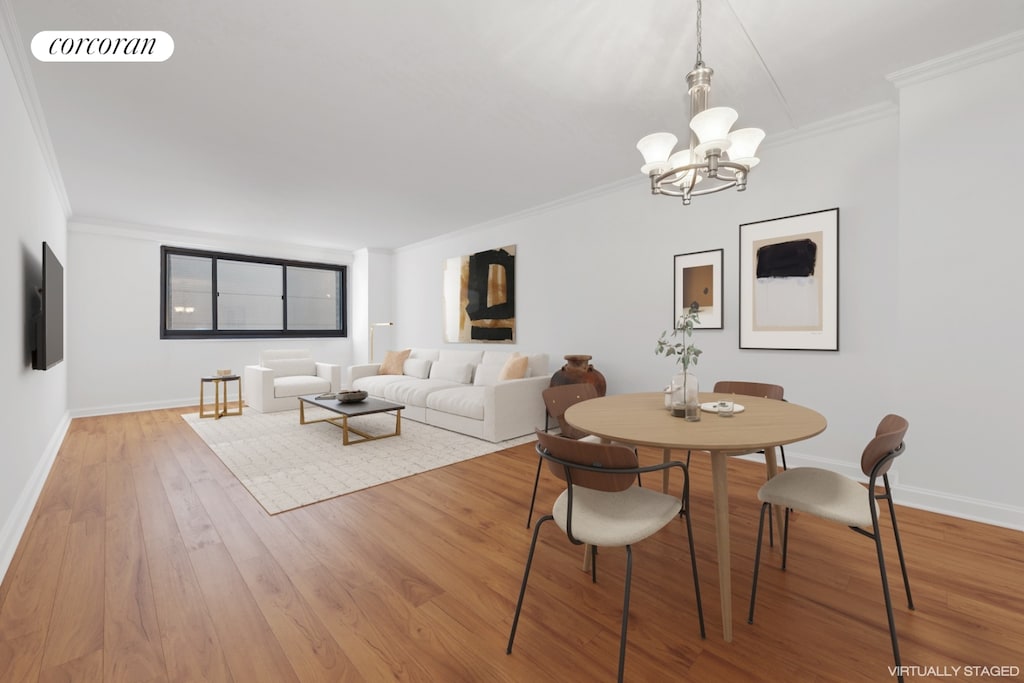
(298, 394), (405, 445)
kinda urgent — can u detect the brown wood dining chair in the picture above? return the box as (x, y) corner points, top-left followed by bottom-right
(710, 380), (788, 468)
(507, 430), (705, 683)
(748, 414), (914, 683)
(530, 384), (603, 527)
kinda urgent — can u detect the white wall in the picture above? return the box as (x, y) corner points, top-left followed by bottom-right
(0, 28), (70, 580)
(894, 49), (1024, 523)
(394, 87), (1021, 528)
(67, 221), (356, 415)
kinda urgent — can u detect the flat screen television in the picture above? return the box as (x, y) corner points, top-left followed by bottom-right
(33, 241), (64, 370)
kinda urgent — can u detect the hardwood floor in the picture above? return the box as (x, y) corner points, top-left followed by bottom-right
(1, 408), (1022, 682)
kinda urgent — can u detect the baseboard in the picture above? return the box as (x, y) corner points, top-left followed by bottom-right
(739, 450), (1024, 531)
(69, 396), (197, 418)
(0, 411), (71, 585)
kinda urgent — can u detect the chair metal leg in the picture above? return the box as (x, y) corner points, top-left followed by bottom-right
(748, 501), (770, 623)
(682, 492), (706, 638)
(507, 514), (553, 654)
(871, 511), (905, 683)
(617, 545), (633, 683)
(781, 507), (791, 570)
(526, 456), (543, 528)
(884, 475), (914, 609)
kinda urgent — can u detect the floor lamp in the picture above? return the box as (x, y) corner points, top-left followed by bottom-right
(369, 322), (394, 362)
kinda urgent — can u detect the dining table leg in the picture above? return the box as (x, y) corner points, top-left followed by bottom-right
(763, 446), (786, 546)
(710, 450), (733, 642)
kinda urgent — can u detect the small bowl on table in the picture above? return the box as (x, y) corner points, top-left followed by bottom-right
(336, 389), (368, 404)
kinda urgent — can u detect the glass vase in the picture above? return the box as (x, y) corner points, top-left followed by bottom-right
(670, 371), (700, 420)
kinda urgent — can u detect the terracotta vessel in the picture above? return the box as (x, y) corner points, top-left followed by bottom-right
(550, 354), (607, 397)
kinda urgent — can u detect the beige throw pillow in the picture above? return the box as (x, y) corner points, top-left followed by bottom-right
(379, 349), (411, 375)
(498, 353), (529, 380)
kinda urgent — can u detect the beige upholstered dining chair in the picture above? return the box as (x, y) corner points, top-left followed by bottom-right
(747, 414), (914, 683)
(507, 430), (705, 683)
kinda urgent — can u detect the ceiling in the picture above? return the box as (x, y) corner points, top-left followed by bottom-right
(7, 1), (1024, 251)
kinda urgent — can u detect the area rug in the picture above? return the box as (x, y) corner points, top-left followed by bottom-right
(182, 407), (536, 515)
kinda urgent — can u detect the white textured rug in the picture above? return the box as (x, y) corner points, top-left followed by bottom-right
(182, 407), (535, 514)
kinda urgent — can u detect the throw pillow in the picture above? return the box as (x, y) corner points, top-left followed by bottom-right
(403, 357), (432, 379)
(498, 353), (529, 380)
(378, 348), (411, 375)
(429, 361), (474, 384)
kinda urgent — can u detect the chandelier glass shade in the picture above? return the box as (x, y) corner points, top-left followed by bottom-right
(637, 0), (765, 205)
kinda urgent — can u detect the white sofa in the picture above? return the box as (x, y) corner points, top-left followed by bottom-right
(244, 349), (342, 413)
(349, 348), (550, 442)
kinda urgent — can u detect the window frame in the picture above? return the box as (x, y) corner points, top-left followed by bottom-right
(160, 245), (347, 339)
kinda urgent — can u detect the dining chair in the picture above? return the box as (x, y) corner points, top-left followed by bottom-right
(530, 384), (602, 527)
(747, 414), (913, 683)
(507, 430), (705, 683)
(706, 379), (788, 467)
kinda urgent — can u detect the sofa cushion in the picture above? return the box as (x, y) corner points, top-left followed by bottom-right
(410, 348), (440, 362)
(379, 348), (411, 375)
(403, 357), (432, 379)
(264, 357), (315, 378)
(437, 349), (484, 366)
(473, 364), (503, 387)
(426, 386), (486, 420)
(274, 374), (330, 398)
(526, 353), (549, 378)
(429, 361), (474, 384)
(499, 353), (529, 380)
(352, 374), (407, 396)
(383, 378), (462, 406)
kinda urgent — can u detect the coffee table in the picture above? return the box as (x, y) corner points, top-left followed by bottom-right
(298, 394), (405, 445)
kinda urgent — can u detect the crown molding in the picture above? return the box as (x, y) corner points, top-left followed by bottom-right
(887, 30), (1024, 88)
(69, 216), (355, 262)
(0, 0), (72, 217)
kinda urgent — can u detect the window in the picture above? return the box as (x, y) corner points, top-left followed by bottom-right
(161, 246), (346, 339)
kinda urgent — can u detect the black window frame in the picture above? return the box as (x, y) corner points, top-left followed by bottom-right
(160, 245), (347, 339)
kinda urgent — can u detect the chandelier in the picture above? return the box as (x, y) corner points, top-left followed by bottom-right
(636, 0), (765, 204)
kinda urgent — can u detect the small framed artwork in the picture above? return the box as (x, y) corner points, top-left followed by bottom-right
(674, 249), (723, 329)
(739, 208), (839, 351)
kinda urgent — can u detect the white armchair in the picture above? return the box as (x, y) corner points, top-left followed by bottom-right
(244, 349), (341, 413)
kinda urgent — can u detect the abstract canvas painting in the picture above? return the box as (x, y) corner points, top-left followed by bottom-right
(739, 209), (839, 350)
(443, 245), (516, 343)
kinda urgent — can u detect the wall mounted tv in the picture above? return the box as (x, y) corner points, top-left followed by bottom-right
(33, 241), (64, 370)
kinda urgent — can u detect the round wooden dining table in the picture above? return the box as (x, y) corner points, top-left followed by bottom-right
(565, 391), (827, 642)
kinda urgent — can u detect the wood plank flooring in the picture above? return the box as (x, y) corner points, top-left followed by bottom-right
(1, 408), (1022, 682)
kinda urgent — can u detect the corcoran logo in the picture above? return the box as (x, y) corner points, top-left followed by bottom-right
(31, 31), (174, 62)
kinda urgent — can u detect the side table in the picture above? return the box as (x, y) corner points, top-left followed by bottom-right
(199, 375), (243, 419)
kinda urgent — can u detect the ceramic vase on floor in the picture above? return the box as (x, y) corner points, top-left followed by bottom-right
(550, 354), (607, 396)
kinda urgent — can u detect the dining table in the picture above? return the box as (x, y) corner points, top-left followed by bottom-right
(564, 390), (827, 642)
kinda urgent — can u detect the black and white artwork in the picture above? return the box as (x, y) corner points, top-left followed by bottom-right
(739, 209), (839, 350)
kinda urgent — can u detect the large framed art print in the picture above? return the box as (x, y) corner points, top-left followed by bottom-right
(739, 208), (839, 351)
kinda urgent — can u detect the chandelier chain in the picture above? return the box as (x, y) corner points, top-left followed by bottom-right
(695, 0), (703, 66)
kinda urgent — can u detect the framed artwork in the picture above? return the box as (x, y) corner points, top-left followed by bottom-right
(674, 249), (723, 329)
(739, 208), (839, 351)
(443, 245), (516, 343)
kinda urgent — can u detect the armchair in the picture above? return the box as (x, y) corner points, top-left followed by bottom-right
(244, 349), (341, 413)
